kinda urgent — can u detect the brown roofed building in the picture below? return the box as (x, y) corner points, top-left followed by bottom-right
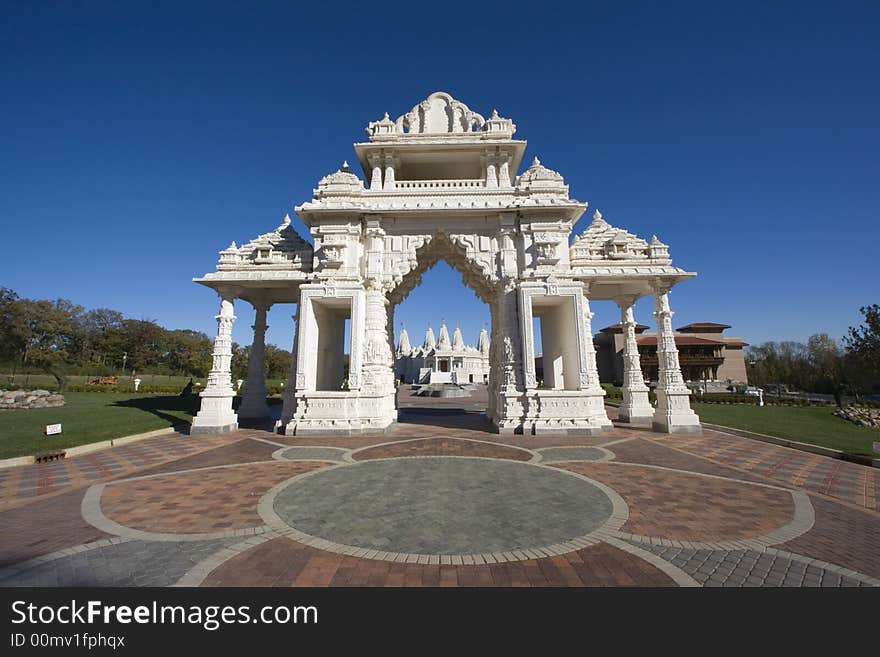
(594, 321), (749, 385)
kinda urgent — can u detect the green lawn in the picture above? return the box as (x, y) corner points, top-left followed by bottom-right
(692, 402), (879, 458)
(0, 392), (200, 459)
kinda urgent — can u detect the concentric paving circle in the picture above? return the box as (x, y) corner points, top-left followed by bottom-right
(265, 457), (621, 560)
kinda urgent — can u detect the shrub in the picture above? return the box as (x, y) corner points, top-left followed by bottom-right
(601, 383), (622, 399)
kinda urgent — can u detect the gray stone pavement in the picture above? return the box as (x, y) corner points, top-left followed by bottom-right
(272, 457), (614, 555)
(538, 447), (609, 462)
(0, 537), (238, 587)
(631, 542), (870, 587)
(278, 447), (349, 462)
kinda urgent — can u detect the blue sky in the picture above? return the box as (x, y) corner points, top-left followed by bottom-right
(2, 1), (878, 352)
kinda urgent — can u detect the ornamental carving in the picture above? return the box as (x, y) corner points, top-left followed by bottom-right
(195, 91), (699, 437)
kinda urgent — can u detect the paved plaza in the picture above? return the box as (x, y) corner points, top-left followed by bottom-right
(1, 388), (878, 587)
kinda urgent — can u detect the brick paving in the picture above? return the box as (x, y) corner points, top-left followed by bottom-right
(352, 437), (533, 461)
(780, 495), (880, 578)
(660, 432), (880, 510)
(0, 388), (877, 587)
(101, 461), (332, 534)
(202, 536), (676, 587)
(556, 462), (795, 542)
(0, 488), (108, 567)
(0, 432), (238, 511)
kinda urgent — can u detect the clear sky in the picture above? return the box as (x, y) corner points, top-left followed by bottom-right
(2, 1), (878, 353)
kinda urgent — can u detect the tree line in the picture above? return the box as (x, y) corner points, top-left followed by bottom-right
(745, 305), (880, 399)
(0, 288), (291, 391)
(2, 286), (877, 397)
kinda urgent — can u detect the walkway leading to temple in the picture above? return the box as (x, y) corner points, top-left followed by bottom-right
(1, 389), (877, 587)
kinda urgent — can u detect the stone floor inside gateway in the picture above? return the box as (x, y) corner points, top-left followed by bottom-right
(1, 386), (878, 587)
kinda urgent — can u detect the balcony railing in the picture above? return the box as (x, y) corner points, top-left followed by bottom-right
(390, 179), (485, 190)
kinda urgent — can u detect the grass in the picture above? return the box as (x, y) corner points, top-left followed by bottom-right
(0, 392), (200, 459)
(691, 402), (879, 458)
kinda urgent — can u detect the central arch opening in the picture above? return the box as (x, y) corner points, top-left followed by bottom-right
(387, 233), (496, 429)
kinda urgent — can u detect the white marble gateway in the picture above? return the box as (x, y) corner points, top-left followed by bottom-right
(191, 92), (701, 436)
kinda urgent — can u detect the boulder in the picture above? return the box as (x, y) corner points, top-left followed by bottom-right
(0, 389), (66, 410)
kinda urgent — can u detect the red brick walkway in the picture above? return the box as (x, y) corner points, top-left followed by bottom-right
(0, 396), (877, 587)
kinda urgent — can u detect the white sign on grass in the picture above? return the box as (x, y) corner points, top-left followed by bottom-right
(45, 423), (62, 436)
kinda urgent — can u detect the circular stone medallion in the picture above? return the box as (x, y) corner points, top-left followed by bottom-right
(270, 457), (614, 558)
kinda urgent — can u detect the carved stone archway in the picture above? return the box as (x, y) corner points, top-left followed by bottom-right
(192, 92), (702, 436)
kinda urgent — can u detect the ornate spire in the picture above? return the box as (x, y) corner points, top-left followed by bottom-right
(437, 321), (451, 350)
(478, 325), (490, 355)
(452, 325), (465, 351)
(397, 325), (411, 355)
(423, 324), (436, 351)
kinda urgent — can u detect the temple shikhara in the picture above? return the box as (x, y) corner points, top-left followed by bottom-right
(192, 91), (702, 436)
(396, 322), (491, 384)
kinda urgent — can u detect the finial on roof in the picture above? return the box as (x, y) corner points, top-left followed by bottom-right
(532, 156), (541, 167)
(383, 112), (390, 120)
(341, 160), (350, 170)
(491, 108), (500, 119)
(593, 209), (603, 221)
(281, 213), (291, 226)
(229, 240), (237, 249)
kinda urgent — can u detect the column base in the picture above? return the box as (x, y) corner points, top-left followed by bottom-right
(280, 390), (396, 437)
(652, 419), (703, 435)
(491, 389), (614, 436)
(286, 419), (397, 437)
(191, 421), (239, 435)
(618, 389), (654, 424)
(191, 389), (238, 436)
(618, 411), (655, 425)
(651, 388), (701, 434)
(528, 421), (612, 436)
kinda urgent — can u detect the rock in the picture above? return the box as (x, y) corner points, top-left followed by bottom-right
(0, 389), (66, 410)
(834, 405), (880, 430)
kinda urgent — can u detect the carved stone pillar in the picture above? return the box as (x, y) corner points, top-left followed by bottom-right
(361, 281), (395, 396)
(382, 153), (395, 191)
(652, 289), (701, 433)
(498, 154), (511, 188)
(192, 293), (239, 434)
(369, 154), (383, 190)
(361, 219), (396, 413)
(616, 298), (654, 424)
(238, 301), (271, 423)
(491, 281), (525, 433)
(278, 308), (300, 432)
(485, 153), (498, 188)
(577, 292), (613, 430)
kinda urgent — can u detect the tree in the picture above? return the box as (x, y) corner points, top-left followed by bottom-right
(844, 305), (880, 393)
(10, 298), (86, 392)
(163, 330), (213, 377)
(844, 305), (880, 369)
(0, 288), (23, 365)
(265, 345), (291, 380)
(806, 333), (844, 404)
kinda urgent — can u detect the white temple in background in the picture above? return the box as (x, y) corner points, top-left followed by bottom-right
(396, 322), (490, 384)
(191, 91), (702, 436)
